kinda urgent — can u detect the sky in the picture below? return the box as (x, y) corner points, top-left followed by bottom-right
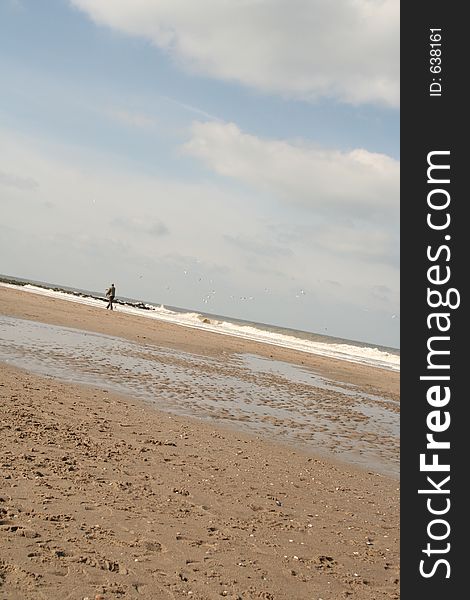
(0, 0), (400, 348)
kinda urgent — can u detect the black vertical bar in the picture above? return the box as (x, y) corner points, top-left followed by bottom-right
(401, 3), (466, 598)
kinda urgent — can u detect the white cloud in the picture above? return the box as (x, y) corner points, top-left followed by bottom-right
(182, 121), (399, 220)
(70, 0), (399, 107)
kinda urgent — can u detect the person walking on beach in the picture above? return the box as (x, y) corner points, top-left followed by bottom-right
(105, 283), (116, 310)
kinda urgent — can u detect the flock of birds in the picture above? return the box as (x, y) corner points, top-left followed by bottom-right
(140, 269), (308, 305)
(135, 269), (399, 321)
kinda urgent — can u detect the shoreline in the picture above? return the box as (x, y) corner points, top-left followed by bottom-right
(0, 285), (399, 396)
(0, 281), (399, 372)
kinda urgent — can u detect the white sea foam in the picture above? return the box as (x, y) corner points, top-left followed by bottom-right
(1, 282), (400, 371)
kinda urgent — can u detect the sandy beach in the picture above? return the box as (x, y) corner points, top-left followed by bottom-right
(0, 286), (399, 599)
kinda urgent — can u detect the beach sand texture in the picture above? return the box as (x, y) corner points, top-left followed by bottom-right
(0, 286), (399, 599)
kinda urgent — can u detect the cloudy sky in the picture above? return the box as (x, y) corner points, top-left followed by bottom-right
(0, 0), (399, 348)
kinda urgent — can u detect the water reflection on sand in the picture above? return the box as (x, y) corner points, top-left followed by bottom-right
(0, 315), (399, 477)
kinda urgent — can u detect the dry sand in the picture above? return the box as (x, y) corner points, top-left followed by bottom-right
(0, 286), (399, 599)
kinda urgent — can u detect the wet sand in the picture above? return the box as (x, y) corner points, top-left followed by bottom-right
(0, 286), (399, 599)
